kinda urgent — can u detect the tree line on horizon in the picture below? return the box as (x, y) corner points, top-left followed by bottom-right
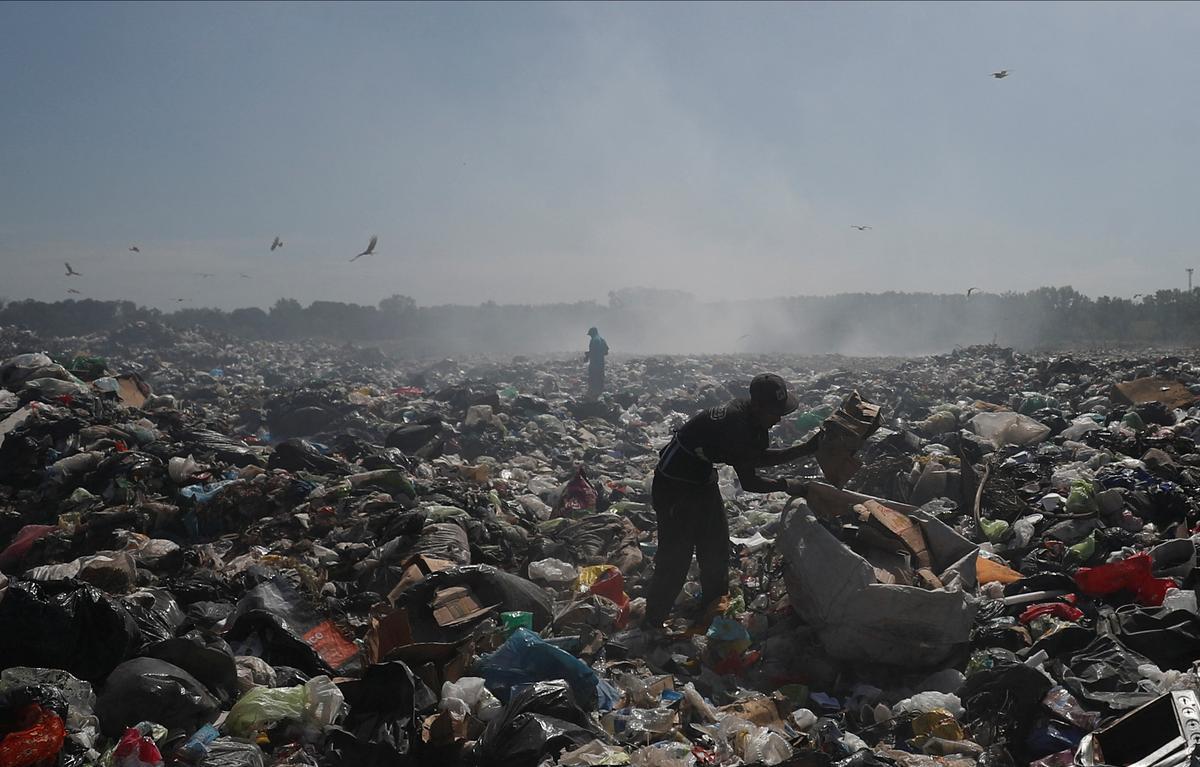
(0, 286), (1196, 356)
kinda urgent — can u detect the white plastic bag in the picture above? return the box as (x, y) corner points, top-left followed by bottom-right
(527, 557), (579, 584)
(969, 412), (1051, 447)
(440, 676), (502, 721)
(743, 726), (792, 765)
(892, 691), (965, 718)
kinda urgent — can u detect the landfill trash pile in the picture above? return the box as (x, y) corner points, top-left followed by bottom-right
(5, 327), (1200, 766)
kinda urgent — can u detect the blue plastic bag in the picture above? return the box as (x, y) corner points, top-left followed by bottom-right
(474, 628), (599, 708)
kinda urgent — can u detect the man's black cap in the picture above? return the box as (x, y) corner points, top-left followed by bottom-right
(749, 373), (799, 416)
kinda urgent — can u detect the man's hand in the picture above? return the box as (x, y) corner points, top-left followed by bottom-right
(785, 478), (810, 497)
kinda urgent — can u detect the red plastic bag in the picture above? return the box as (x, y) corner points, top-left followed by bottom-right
(554, 467), (598, 517)
(1075, 552), (1175, 606)
(588, 567), (630, 629)
(0, 525), (56, 572)
(1020, 596), (1084, 624)
(113, 727), (163, 767)
(0, 705), (66, 767)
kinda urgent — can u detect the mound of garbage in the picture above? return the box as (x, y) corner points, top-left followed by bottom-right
(3, 328), (1200, 766)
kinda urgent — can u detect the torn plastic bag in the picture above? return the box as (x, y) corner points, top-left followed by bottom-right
(477, 680), (610, 767)
(144, 631), (239, 707)
(96, 657), (219, 738)
(327, 661), (437, 764)
(388, 565), (552, 644)
(0, 580), (140, 682)
(474, 628), (600, 707)
(224, 575), (361, 677)
(778, 499), (979, 666)
(1061, 635), (1161, 712)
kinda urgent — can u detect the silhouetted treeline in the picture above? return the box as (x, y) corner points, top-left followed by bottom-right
(1, 286), (1198, 356)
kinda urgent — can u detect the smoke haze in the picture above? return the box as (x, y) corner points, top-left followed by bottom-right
(2, 2), (1199, 324)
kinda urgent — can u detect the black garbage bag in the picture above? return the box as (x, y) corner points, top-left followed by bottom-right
(385, 417), (443, 454)
(477, 681), (609, 767)
(145, 630), (239, 707)
(185, 600), (236, 630)
(180, 429), (264, 468)
(1108, 606), (1200, 671)
(165, 568), (233, 605)
(327, 661), (437, 765)
(266, 387), (349, 437)
(389, 565), (553, 644)
(267, 438), (349, 475)
(96, 657), (219, 737)
(962, 661), (1053, 756)
(225, 575), (362, 677)
(1061, 635), (1160, 712)
(0, 579), (140, 682)
(540, 515), (642, 574)
(411, 522), (471, 565)
(122, 588), (187, 646)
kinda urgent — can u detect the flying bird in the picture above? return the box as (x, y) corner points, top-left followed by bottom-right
(129, 246), (141, 253)
(851, 225), (871, 231)
(198, 273), (214, 278)
(173, 298), (186, 303)
(350, 235), (378, 262)
(270, 236), (283, 251)
(967, 287), (979, 297)
(240, 273), (251, 279)
(67, 288), (81, 295)
(991, 70), (1010, 79)
(64, 262), (81, 276)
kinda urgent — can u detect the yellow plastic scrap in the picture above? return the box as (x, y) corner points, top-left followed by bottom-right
(911, 708), (965, 742)
(575, 564), (617, 592)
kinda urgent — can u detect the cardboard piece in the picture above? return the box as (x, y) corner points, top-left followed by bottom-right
(816, 391), (882, 488)
(116, 374), (150, 408)
(1112, 377), (1198, 410)
(387, 554), (456, 604)
(430, 586), (494, 628)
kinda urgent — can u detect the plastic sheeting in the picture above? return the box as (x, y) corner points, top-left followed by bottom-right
(778, 499), (979, 666)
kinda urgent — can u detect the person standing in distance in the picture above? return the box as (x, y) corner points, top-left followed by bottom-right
(644, 373), (819, 630)
(584, 326), (609, 399)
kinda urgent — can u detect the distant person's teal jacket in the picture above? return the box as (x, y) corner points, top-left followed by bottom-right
(587, 335), (609, 371)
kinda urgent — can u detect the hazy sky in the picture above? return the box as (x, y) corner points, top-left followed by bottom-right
(2, 1), (1198, 311)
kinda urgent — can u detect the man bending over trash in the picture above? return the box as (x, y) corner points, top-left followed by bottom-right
(643, 373), (818, 633)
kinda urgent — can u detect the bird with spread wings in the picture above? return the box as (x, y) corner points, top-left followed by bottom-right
(350, 235), (378, 262)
